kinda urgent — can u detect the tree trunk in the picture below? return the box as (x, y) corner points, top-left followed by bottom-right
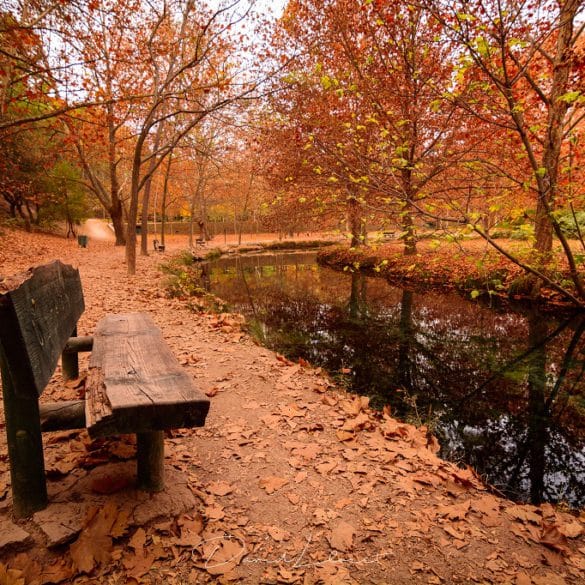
(107, 103), (126, 246)
(140, 127), (164, 256)
(528, 0), (579, 297)
(348, 195), (364, 247)
(402, 207), (417, 256)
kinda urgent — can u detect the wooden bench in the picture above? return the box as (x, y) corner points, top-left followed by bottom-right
(153, 239), (165, 252)
(0, 261), (210, 518)
(195, 238), (206, 247)
(382, 231), (395, 241)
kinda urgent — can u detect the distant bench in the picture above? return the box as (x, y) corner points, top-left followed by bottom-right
(0, 261), (210, 517)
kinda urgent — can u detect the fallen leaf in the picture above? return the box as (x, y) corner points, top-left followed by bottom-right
(199, 532), (245, 576)
(336, 429), (355, 442)
(70, 503), (125, 574)
(437, 500), (471, 521)
(129, 528), (146, 552)
(267, 526), (290, 542)
(0, 564), (24, 585)
(207, 481), (233, 496)
(259, 476), (288, 494)
(557, 520), (583, 539)
(328, 521), (355, 552)
(540, 522), (569, 554)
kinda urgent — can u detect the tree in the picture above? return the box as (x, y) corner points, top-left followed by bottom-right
(424, 0), (585, 302)
(264, 0), (467, 253)
(123, 0), (270, 274)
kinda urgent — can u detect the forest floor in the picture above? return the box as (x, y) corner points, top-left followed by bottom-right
(0, 225), (584, 585)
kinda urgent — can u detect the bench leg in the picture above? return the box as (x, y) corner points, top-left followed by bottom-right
(136, 431), (164, 491)
(1, 365), (47, 517)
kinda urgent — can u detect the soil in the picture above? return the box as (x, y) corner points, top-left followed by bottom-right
(0, 224), (584, 585)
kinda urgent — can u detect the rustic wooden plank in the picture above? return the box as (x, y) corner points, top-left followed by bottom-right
(0, 261), (84, 397)
(86, 313), (210, 437)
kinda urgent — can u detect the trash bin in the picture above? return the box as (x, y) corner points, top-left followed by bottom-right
(77, 235), (88, 248)
(136, 224), (142, 235)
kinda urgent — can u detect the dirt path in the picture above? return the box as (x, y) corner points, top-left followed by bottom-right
(82, 219), (116, 242)
(0, 228), (583, 585)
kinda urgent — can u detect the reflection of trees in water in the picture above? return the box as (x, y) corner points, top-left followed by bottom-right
(207, 258), (585, 506)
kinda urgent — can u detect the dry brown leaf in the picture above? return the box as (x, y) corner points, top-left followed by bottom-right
(316, 460), (337, 475)
(259, 476), (288, 494)
(341, 412), (371, 432)
(70, 504), (121, 574)
(443, 525), (465, 540)
(341, 396), (369, 417)
(336, 429), (355, 442)
(205, 505), (225, 521)
(293, 443), (321, 461)
(287, 493), (301, 505)
(207, 481), (234, 496)
(540, 522), (569, 554)
(199, 532), (245, 576)
(0, 564), (25, 585)
(437, 500), (471, 521)
(129, 528), (147, 552)
(267, 526), (290, 542)
(328, 520), (355, 552)
(505, 505), (542, 525)
(334, 498), (353, 510)
(279, 404), (305, 418)
(124, 551), (156, 581)
(557, 520), (584, 539)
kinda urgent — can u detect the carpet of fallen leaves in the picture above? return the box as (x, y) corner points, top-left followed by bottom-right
(0, 224), (584, 585)
(317, 238), (585, 308)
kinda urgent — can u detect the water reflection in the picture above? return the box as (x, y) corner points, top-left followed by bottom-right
(203, 252), (585, 507)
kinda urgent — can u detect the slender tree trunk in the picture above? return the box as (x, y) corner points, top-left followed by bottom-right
(107, 104), (125, 246)
(348, 194), (364, 247)
(140, 125), (164, 256)
(160, 153), (172, 247)
(529, 0), (579, 296)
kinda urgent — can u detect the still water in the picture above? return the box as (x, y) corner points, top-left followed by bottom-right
(200, 251), (585, 507)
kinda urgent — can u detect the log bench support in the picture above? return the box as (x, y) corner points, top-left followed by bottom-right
(0, 261), (209, 518)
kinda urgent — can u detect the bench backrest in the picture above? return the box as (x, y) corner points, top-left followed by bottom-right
(0, 261), (84, 397)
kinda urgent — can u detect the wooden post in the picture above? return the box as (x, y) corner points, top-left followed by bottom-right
(62, 327), (79, 381)
(0, 362), (47, 518)
(39, 400), (86, 432)
(136, 431), (164, 491)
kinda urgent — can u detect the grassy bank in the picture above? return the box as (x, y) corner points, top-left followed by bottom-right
(317, 239), (581, 309)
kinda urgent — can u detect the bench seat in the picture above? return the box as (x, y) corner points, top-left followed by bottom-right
(87, 313), (209, 437)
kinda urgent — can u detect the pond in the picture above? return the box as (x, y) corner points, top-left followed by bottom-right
(200, 251), (585, 508)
